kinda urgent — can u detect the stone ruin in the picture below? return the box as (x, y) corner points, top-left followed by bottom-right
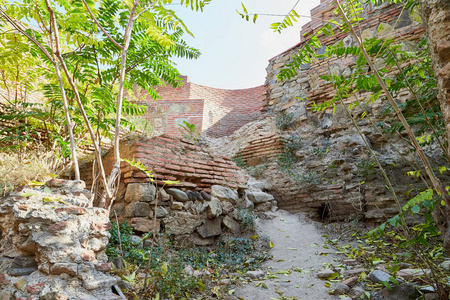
(0, 179), (119, 300)
(0, 134), (279, 298)
(81, 134), (277, 247)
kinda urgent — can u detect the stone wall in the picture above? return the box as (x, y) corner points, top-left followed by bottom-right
(80, 134), (277, 246)
(265, 1), (423, 114)
(0, 179), (118, 300)
(129, 76), (265, 138)
(247, 0), (433, 223)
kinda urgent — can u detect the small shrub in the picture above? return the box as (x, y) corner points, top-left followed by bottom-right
(275, 111), (294, 131)
(0, 148), (62, 195)
(356, 159), (376, 178)
(235, 208), (256, 230)
(301, 171), (320, 186)
(278, 134), (303, 174)
(178, 121), (201, 143)
(232, 154), (247, 168)
(246, 163), (267, 179)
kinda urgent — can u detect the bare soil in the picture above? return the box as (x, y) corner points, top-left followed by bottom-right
(232, 210), (339, 300)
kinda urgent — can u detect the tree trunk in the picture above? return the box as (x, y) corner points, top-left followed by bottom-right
(419, 0), (450, 154)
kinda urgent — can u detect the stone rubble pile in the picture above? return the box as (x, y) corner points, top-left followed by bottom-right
(112, 181), (277, 247)
(0, 179), (119, 300)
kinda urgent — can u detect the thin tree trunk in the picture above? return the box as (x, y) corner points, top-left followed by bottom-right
(106, 0), (139, 210)
(335, 0), (450, 248)
(54, 61), (80, 180)
(419, 0), (450, 154)
(0, 7), (80, 180)
(43, 0), (111, 198)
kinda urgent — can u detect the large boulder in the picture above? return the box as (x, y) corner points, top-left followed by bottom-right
(125, 183), (156, 203)
(211, 185), (238, 204)
(246, 191), (274, 203)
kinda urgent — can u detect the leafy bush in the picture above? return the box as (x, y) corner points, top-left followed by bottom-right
(106, 220), (268, 298)
(232, 154), (247, 168)
(275, 111), (294, 130)
(278, 134), (303, 175)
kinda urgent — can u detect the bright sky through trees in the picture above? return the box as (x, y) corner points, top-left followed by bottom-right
(172, 0), (321, 89)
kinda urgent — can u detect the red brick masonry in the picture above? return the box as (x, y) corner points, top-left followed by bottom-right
(237, 133), (284, 166)
(84, 134), (248, 193)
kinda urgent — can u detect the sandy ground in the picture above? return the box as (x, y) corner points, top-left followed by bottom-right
(232, 210), (339, 300)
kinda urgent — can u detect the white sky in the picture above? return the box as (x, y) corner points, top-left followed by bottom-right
(172, 0), (322, 89)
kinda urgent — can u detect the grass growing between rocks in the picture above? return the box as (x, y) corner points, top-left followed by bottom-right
(106, 222), (270, 299)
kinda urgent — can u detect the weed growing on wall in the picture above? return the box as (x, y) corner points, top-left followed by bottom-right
(356, 159), (376, 179)
(232, 154), (247, 168)
(275, 110), (294, 131)
(246, 163), (268, 179)
(178, 121), (201, 143)
(277, 134), (303, 176)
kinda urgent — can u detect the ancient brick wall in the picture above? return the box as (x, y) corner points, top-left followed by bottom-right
(252, 1), (440, 223)
(265, 0), (423, 113)
(129, 76), (265, 138)
(236, 133), (283, 167)
(81, 134), (248, 193)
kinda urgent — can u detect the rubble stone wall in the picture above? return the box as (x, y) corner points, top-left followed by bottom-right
(207, 1), (450, 224)
(265, 1), (423, 113)
(0, 179), (119, 300)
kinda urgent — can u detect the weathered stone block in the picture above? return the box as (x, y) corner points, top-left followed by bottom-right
(197, 218), (222, 238)
(123, 202), (151, 218)
(125, 183), (156, 203)
(211, 185), (238, 204)
(246, 191), (274, 203)
(206, 197), (222, 219)
(222, 216), (240, 234)
(130, 218), (160, 233)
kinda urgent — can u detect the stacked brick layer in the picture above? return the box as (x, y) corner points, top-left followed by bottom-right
(237, 133), (283, 166)
(82, 134), (247, 193)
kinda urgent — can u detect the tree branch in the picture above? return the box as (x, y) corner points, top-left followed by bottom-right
(81, 0), (124, 50)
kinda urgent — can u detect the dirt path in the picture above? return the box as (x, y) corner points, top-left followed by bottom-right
(233, 210), (339, 300)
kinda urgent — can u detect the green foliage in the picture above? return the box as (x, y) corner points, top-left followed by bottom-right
(277, 134), (302, 175)
(232, 154), (247, 168)
(275, 110), (294, 131)
(246, 163), (267, 179)
(178, 120), (201, 143)
(301, 171), (320, 186)
(312, 140), (329, 158)
(356, 159), (376, 178)
(106, 219), (267, 298)
(0, 0), (206, 160)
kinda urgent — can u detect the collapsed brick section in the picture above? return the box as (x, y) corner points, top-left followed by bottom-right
(236, 133), (283, 167)
(82, 134), (247, 193)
